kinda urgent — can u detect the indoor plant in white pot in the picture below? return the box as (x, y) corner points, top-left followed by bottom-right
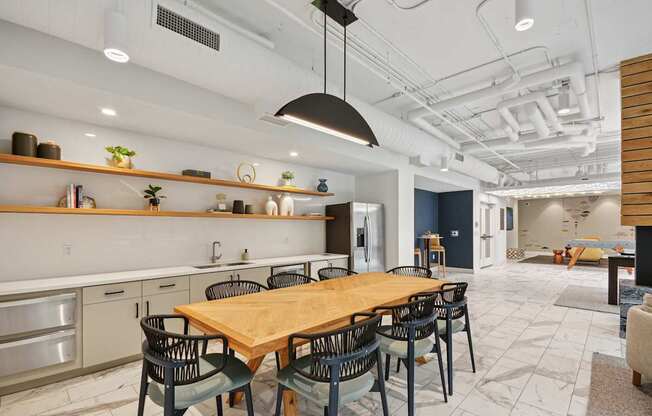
(105, 145), (136, 169)
(281, 170), (295, 187)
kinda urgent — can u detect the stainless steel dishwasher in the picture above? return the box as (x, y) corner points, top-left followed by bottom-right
(0, 292), (77, 377)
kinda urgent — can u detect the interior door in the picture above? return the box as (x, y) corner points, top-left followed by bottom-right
(351, 203), (368, 273)
(480, 203), (495, 268)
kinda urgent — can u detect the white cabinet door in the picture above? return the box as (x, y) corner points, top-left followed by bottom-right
(310, 261), (329, 279)
(189, 271), (233, 303)
(82, 298), (141, 367)
(236, 267), (271, 287)
(330, 257), (349, 269)
(143, 291), (190, 334)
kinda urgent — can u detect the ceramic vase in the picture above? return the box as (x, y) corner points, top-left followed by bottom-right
(279, 193), (294, 216)
(265, 196), (278, 216)
(317, 178), (328, 193)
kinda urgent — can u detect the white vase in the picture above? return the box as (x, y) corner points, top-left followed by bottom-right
(279, 193), (294, 216)
(265, 196), (278, 216)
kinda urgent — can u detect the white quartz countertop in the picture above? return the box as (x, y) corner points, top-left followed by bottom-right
(0, 253), (348, 296)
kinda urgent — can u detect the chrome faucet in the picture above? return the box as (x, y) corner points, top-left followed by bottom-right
(211, 241), (222, 263)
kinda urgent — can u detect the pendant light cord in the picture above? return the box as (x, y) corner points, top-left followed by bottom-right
(323, 1), (327, 94)
(343, 15), (347, 101)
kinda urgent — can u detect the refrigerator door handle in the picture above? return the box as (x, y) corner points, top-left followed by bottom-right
(363, 215), (369, 263)
(367, 216), (372, 266)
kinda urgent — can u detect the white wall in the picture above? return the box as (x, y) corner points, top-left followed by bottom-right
(506, 198), (519, 249)
(0, 107), (355, 280)
(518, 194), (633, 251)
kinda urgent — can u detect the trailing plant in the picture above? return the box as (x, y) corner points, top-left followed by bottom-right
(105, 146), (136, 163)
(281, 171), (295, 181)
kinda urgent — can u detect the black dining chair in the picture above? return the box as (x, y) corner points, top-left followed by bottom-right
(410, 282), (475, 396)
(138, 314), (255, 416)
(267, 272), (317, 289)
(205, 280), (267, 300)
(386, 266), (433, 278)
(317, 267), (358, 281)
(374, 296), (447, 415)
(274, 312), (389, 416)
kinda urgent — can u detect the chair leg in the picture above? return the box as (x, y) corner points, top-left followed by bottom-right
(274, 384), (284, 416)
(446, 318), (454, 396)
(228, 349), (236, 407)
(376, 351), (390, 416)
(137, 360), (148, 416)
(633, 370), (642, 386)
(323, 407), (329, 416)
(163, 367), (176, 416)
(328, 375), (340, 416)
(216, 395), (223, 416)
(385, 353), (391, 381)
(434, 335), (448, 403)
(275, 351), (281, 372)
(407, 341), (416, 416)
(465, 312), (476, 373)
(244, 383), (254, 416)
(396, 356), (401, 373)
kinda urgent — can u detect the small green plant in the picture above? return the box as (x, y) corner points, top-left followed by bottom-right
(143, 185), (166, 203)
(281, 171), (295, 181)
(105, 146), (136, 163)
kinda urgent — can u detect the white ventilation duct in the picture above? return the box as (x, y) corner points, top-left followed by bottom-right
(462, 127), (598, 153)
(495, 92), (564, 140)
(524, 102), (550, 139)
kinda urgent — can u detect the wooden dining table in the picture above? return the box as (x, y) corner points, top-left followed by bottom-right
(174, 272), (448, 416)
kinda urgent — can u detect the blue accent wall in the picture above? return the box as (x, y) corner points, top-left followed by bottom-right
(414, 189), (438, 250)
(438, 190), (474, 269)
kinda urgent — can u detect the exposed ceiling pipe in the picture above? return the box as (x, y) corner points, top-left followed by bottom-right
(496, 92), (564, 140)
(463, 127), (601, 153)
(476, 0), (521, 81)
(584, 0), (602, 127)
(524, 102), (551, 139)
(408, 62), (591, 120)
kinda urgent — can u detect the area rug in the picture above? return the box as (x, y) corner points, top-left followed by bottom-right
(519, 255), (608, 268)
(587, 353), (652, 416)
(554, 285), (619, 314)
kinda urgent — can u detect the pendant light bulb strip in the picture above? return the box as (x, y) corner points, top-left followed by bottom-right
(343, 16), (347, 101)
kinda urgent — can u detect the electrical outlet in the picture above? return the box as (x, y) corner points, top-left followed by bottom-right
(63, 243), (73, 256)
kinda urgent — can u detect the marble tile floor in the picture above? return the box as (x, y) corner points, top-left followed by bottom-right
(0, 261), (626, 416)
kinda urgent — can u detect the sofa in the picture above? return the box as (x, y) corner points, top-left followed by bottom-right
(626, 293), (652, 385)
(570, 237), (604, 263)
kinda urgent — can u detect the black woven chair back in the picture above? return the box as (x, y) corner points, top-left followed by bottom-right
(205, 280), (266, 300)
(317, 267), (357, 281)
(437, 282), (468, 320)
(379, 296), (437, 341)
(386, 266), (432, 278)
(292, 313), (381, 383)
(141, 315), (227, 386)
(267, 272), (316, 289)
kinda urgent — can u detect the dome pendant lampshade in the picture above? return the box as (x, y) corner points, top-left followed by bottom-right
(104, 9), (130, 63)
(275, 0), (378, 148)
(514, 0), (534, 32)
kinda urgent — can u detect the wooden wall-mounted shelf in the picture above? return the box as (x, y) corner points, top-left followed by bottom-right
(0, 205), (334, 221)
(0, 154), (335, 197)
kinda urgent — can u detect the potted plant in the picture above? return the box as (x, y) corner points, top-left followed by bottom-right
(105, 146), (136, 168)
(281, 170), (295, 187)
(143, 184), (166, 212)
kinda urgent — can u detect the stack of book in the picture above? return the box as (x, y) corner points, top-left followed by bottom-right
(65, 184), (84, 208)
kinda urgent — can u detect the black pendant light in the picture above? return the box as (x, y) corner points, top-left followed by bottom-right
(275, 0), (379, 148)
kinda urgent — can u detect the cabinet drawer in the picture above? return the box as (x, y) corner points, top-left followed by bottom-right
(0, 330), (76, 377)
(0, 293), (76, 337)
(83, 281), (142, 305)
(142, 276), (189, 296)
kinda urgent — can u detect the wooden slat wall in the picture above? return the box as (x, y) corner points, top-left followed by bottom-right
(621, 53), (652, 226)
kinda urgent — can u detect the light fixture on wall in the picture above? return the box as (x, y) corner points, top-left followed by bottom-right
(557, 81), (571, 115)
(275, 0), (379, 148)
(514, 0), (534, 32)
(104, 3), (130, 63)
(289, 151), (299, 157)
(440, 156), (449, 172)
(101, 107), (117, 116)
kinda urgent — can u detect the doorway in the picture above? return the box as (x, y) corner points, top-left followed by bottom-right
(480, 202), (495, 268)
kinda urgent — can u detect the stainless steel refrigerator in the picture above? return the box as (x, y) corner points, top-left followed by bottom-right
(326, 202), (385, 273)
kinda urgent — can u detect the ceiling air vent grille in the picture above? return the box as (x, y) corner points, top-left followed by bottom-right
(454, 152), (465, 162)
(156, 4), (220, 51)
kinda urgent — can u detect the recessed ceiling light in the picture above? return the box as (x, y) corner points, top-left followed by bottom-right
(515, 0), (534, 32)
(101, 108), (117, 116)
(104, 10), (130, 63)
(289, 151), (299, 157)
(440, 156), (449, 172)
(84, 133), (97, 137)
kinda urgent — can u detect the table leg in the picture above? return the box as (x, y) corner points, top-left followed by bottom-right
(277, 348), (298, 416)
(608, 261), (618, 305)
(424, 239), (431, 269)
(230, 356), (264, 406)
(567, 247), (584, 270)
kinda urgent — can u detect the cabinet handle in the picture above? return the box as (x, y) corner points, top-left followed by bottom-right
(230, 274), (234, 281)
(104, 290), (125, 296)
(136, 302), (139, 319)
(159, 283), (176, 289)
(237, 273), (241, 281)
(146, 300), (150, 316)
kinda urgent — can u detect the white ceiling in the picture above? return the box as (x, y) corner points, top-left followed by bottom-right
(0, 0), (650, 182)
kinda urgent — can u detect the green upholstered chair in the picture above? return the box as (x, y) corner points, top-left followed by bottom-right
(274, 312), (388, 416)
(138, 315), (255, 416)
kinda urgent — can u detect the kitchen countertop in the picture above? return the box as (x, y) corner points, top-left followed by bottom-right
(0, 253), (349, 296)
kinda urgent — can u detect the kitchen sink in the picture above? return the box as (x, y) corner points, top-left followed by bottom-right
(193, 262), (252, 269)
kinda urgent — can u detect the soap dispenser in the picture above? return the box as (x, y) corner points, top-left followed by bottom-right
(242, 249), (250, 261)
